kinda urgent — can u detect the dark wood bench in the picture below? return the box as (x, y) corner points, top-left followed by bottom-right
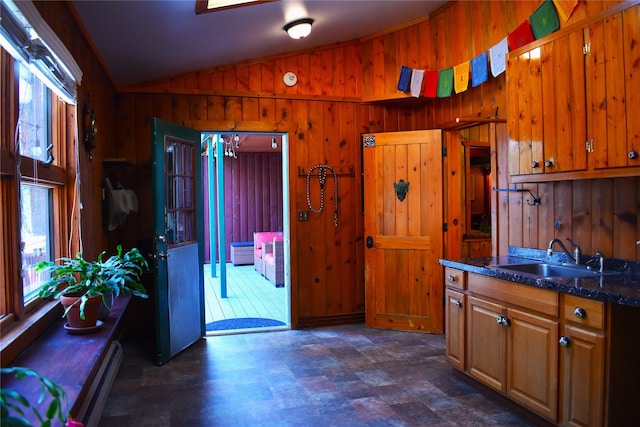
(2, 296), (130, 426)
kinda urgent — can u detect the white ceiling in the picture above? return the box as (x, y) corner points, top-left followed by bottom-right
(71, 0), (447, 87)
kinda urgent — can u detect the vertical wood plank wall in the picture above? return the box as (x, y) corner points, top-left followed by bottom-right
(114, 0), (637, 326)
(32, 1), (637, 328)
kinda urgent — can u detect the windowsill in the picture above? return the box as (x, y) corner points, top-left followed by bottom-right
(1, 296), (130, 424)
(0, 299), (62, 366)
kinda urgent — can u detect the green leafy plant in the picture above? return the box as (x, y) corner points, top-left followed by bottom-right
(35, 245), (149, 320)
(0, 367), (67, 427)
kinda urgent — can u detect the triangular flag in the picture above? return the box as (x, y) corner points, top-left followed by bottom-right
(552, 0), (578, 22)
(508, 20), (535, 51)
(454, 61), (470, 94)
(530, 0), (560, 39)
(471, 52), (488, 87)
(489, 37), (508, 77)
(410, 69), (424, 98)
(437, 67), (454, 98)
(397, 66), (411, 92)
(423, 70), (439, 98)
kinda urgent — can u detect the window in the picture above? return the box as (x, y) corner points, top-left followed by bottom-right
(0, 51), (72, 327)
(0, 0), (82, 360)
(18, 63), (54, 303)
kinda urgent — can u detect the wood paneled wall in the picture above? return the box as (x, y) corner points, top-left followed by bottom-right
(112, 0), (636, 327)
(32, 0), (635, 328)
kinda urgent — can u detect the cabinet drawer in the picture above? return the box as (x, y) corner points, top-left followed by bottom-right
(445, 267), (466, 290)
(562, 295), (605, 330)
(468, 273), (558, 317)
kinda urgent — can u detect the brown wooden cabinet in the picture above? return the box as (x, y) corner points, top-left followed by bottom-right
(559, 295), (606, 427)
(445, 288), (466, 370)
(466, 273), (560, 422)
(445, 268), (466, 370)
(507, 3), (640, 182)
(444, 267), (640, 426)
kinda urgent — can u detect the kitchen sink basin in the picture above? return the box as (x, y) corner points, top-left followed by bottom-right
(488, 263), (608, 278)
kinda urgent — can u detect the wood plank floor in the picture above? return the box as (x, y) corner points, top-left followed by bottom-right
(204, 263), (288, 334)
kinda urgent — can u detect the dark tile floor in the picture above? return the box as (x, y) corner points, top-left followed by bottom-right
(99, 324), (536, 426)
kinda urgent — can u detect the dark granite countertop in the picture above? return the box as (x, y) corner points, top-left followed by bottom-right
(439, 247), (640, 308)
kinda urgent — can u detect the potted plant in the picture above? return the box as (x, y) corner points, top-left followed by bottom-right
(0, 366), (68, 427)
(35, 245), (149, 331)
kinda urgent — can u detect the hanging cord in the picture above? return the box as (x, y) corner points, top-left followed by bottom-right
(70, 102), (83, 256)
(306, 164), (338, 227)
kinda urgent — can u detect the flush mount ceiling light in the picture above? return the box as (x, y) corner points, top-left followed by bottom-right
(283, 18), (314, 39)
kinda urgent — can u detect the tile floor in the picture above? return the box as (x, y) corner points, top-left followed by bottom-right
(98, 324), (537, 426)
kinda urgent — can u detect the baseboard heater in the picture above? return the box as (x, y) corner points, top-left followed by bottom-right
(76, 340), (124, 427)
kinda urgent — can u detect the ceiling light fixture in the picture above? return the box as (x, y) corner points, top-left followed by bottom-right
(283, 18), (314, 39)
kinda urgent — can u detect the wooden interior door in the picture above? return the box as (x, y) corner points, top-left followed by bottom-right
(363, 130), (444, 333)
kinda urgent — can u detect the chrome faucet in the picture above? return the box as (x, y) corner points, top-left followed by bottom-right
(586, 251), (605, 273)
(547, 237), (581, 264)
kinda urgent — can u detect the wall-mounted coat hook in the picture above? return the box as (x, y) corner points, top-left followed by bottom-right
(492, 186), (541, 206)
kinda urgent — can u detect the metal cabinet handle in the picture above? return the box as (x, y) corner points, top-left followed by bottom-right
(454, 300), (463, 309)
(574, 307), (586, 319)
(496, 316), (511, 327)
(448, 274), (457, 283)
(559, 336), (570, 347)
(531, 160), (539, 169)
(544, 159), (554, 168)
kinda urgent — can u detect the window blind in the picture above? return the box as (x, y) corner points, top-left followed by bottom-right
(0, 0), (82, 104)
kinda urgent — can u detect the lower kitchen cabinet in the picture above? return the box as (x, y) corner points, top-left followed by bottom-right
(507, 306), (558, 421)
(444, 270), (640, 426)
(559, 323), (605, 426)
(467, 293), (558, 420)
(445, 288), (466, 370)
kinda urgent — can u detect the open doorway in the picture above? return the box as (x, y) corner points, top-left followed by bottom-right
(201, 132), (290, 335)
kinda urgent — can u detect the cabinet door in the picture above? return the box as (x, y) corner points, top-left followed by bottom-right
(507, 307), (559, 422)
(586, 5), (640, 170)
(445, 288), (466, 370)
(507, 29), (586, 177)
(467, 296), (506, 392)
(560, 324), (605, 427)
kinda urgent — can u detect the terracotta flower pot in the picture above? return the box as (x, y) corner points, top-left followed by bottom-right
(60, 293), (102, 329)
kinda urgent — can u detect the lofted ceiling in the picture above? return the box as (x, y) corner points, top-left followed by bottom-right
(71, 0), (447, 88)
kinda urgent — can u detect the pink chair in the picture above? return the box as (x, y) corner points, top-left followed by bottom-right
(253, 231), (279, 275)
(263, 235), (284, 287)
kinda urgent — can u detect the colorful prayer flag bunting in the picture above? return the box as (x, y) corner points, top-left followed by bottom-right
(471, 52), (488, 87)
(423, 70), (439, 97)
(508, 20), (535, 51)
(552, 0), (578, 22)
(437, 67), (453, 98)
(530, 0), (560, 39)
(397, 65), (411, 92)
(410, 69), (425, 98)
(489, 37), (508, 78)
(454, 61), (470, 94)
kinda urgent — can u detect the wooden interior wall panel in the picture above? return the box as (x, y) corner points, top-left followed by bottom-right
(572, 180), (593, 253)
(613, 177), (639, 260)
(103, 0), (637, 328)
(536, 183), (555, 251)
(591, 179), (614, 256)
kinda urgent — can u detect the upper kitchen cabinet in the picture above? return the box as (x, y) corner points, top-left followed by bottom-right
(507, 3), (640, 183)
(586, 5), (640, 171)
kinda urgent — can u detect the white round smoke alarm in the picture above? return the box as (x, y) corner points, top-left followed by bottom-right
(283, 71), (298, 87)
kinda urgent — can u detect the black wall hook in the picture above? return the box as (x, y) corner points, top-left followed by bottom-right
(492, 186), (541, 206)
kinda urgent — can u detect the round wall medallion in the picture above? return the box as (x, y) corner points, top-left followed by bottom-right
(283, 71), (298, 87)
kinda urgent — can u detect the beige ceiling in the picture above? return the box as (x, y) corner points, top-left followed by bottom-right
(71, 0), (447, 87)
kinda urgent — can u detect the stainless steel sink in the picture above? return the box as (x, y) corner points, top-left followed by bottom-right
(488, 263), (607, 278)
